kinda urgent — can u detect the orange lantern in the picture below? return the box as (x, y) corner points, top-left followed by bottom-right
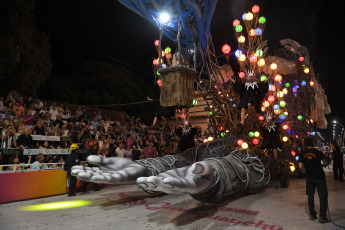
(268, 95), (275, 102)
(239, 72), (245, 78)
(233, 19), (240, 27)
(274, 74), (282, 81)
(310, 81), (314, 87)
(249, 55), (257, 63)
(154, 40), (159, 46)
(222, 44), (231, 54)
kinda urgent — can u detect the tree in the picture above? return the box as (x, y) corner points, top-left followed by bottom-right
(0, 0), (52, 96)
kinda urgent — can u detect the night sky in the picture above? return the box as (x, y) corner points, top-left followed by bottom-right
(33, 0), (343, 140)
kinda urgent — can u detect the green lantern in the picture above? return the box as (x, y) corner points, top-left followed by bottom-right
(280, 101), (286, 107)
(156, 71), (160, 76)
(193, 99), (198, 106)
(248, 132), (254, 137)
(260, 75), (266, 82)
(258, 16), (266, 24)
(285, 83), (290, 87)
(165, 47), (171, 53)
(297, 115), (303, 120)
(210, 111), (213, 116)
(235, 25), (243, 32)
(221, 132), (225, 137)
(256, 49), (263, 57)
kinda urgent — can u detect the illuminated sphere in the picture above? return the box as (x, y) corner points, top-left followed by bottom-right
(222, 44), (231, 54)
(285, 83), (290, 87)
(165, 47), (171, 53)
(249, 29), (256, 36)
(280, 101), (286, 107)
(235, 50), (242, 57)
(258, 16), (266, 24)
(283, 125), (288, 130)
(239, 72), (245, 78)
(233, 19), (240, 27)
(259, 116), (265, 121)
(221, 132), (225, 137)
(242, 13), (247, 20)
(274, 74), (282, 81)
(235, 25), (243, 32)
(238, 36), (245, 43)
(237, 139), (244, 146)
(260, 75), (266, 82)
(241, 142), (249, 149)
(254, 131), (260, 137)
(268, 95), (275, 102)
(283, 136), (288, 142)
(291, 150), (296, 157)
(269, 84), (276, 91)
(282, 88), (288, 94)
(277, 91), (284, 98)
(203, 139), (208, 143)
(209, 111), (213, 116)
(263, 101), (270, 107)
(258, 59), (265, 67)
(256, 49), (263, 57)
(208, 136), (214, 142)
(252, 5), (260, 13)
(154, 40), (160, 46)
(181, 113), (186, 119)
(248, 132), (254, 137)
(297, 115), (303, 120)
(153, 59), (158, 65)
(310, 81), (314, 87)
(273, 104), (280, 110)
(301, 80), (306, 86)
(253, 139), (259, 145)
(238, 54), (246, 61)
(192, 98), (198, 106)
(156, 71), (160, 76)
(246, 12), (254, 20)
(304, 68), (310, 74)
(255, 28), (263, 35)
(279, 113), (286, 120)
(270, 63), (278, 70)
(157, 79), (162, 87)
(299, 56), (304, 62)
(249, 54), (257, 63)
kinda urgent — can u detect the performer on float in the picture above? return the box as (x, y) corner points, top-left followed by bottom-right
(261, 112), (283, 160)
(175, 118), (197, 152)
(230, 68), (269, 128)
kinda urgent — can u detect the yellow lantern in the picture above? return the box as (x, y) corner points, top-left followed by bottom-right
(282, 88), (288, 94)
(263, 101), (270, 107)
(238, 36), (245, 43)
(261, 106), (265, 112)
(283, 136), (288, 142)
(238, 54), (246, 61)
(304, 67), (310, 74)
(270, 63), (277, 70)
(254, 131), (260, 137)
(284, 111), (288, 116)
(241, 142), (249, 149)
(249, 29), (255, 36)
(257, 59), (265, 67)
(277, 91), (284, 98)
(245, 12), (254, 20)
(207, 136), (214, 142)
(290, 164), (295, 172)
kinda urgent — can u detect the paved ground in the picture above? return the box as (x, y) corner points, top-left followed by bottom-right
(0, 168), (344, 230)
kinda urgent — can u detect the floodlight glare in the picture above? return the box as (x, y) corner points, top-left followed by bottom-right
(159, 12), (170, 23)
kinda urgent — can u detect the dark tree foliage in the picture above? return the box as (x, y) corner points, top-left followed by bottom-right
(0, 0), (52, 96)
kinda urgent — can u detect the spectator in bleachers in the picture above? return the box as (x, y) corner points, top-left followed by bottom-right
(39, 141), (55, 149)
(68, 121), (80, 138)
(96, 111), (102, 121)
(116, 142), (125, 158)
(58, 103), (64, 115)
(53, 114), (64, 128)
(91, 116), (99, 131)
(7, 156), (21, 171)
(142, 141), (157, 159)
(61, 123), (69, 137)
(24, 96), (33, 109)
(64, 105), (71, 116)
(131, 143), (141, 161)
(18, 96), (24, 106)
(124, 145), (132, 159)
(31, 154), (48, 170)
(1, 125), (17, 148)
(81, 121), (92, 140)
(23, 106), (36, 126)
(75, 106), (83, 121)
(49, 105), (59, 121)
(0, 96), (4, 112)
(52, 122), (62, 136)
(39, 105), (49, 116)
(73, 132), (84, 148)
(34, 98), (43, 110)
(17, 128), (33, 149)
(33, 119), (46, 135)
(16, 117), (25, 134)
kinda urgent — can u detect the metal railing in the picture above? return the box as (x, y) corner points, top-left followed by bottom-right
(0, 162), (65, 173)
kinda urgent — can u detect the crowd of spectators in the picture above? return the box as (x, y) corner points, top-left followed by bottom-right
(0, 95), (203, 171)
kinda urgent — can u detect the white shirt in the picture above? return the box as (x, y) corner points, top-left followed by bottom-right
(49, 108), (59, 121)
(116, 147), (125, 158)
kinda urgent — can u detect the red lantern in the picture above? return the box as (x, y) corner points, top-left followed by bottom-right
(259, 116), (264, 121)
(237, 139), (243, 146)
(252, 5), (260, 13)
(310, 81), (314, 87)
(239, 72), (245, 78)
(252, 139), (259, 145)
(181, 113), (186, 119)
(157, 79), (162, 87)
(249, 55), (257, 63)
(233, 19), (240, 27)
(268, 96), (275, 102)
(222, 44), (231, 54)
(154, 40), (160, 46)
(291, 150), (296, 157)
(299, 56), (304, 62)
(153, 59), (158, 65)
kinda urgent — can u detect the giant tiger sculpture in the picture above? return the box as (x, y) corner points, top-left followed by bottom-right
(72, 137), (269, 203)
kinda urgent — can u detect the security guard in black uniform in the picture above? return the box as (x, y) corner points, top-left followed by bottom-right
(298, 137), (329, 223)
(64, 143), (80, 196)
(81, 140), (100, 192)
(332, 145), (344, 182)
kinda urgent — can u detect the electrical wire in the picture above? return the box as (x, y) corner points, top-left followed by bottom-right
(328, 204), (345, 229)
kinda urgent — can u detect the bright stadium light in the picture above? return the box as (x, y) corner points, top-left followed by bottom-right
(159, 12), (170, 24)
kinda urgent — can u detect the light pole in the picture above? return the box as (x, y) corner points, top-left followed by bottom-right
(333, 120), (344, 148)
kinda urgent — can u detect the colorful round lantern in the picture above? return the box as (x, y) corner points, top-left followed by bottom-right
(258, 16), (266, 24)
(279, 113), (286, 120)
(255, 28), (263, 35)
(208, 136), (214, 142)
(181, 113), (186, 119)
(235, 25), (243, 32)
(154, 40), (160, 46)
(283, 136), (288, 142)
(301, 80), (306, 86)
(246, 12), (254, 20)
(299, 56), (304, 62)
(273, 104), (280, 110)
(254, 131), (260, 137)
(260, 75), (266, 82)
(209, 111), (213, 116)
(233, 19), (240, 27)
(242, 13), (247, 20)
(248, 132), (254, 137)
(237, 139), (244, 146)
(252, 5), (260, 13)
(252, 139), (259, 145)
(164, 47), (171, 53)
(255, 49), (263, 57)
(268, 95), (275, 102)
(238, 54), (246, 61)
(282, 88), (288, 94)
(269, 84), (276, 91)
(157, 79), (162, 87)
(310, 81), (314, 87)
(291, 150), (296, 157)
(249, 29), (256, 36)
(263, 101), (270, 107)
(222, 44), (231, 54)
(285, 83), (290, 87)
(238, 36), (245, 43)
(304, 68), (310, 74)
(297, 115), (303, 120)
(259, 115), (265, 121)
(153, 59), (158, 65)
(277, 91), (284, 98)
(283, 125), (288, 130)
(257, 59), (265, 67)
(274, 74), (282, 81)
(270, 63), (277, 70)
(235, 50), (242, 57)
(249, 54), (257, 63)
(241, 142), (249, 149)
(239, 72), (245, 78)
(280, 101), (286, 107)
(192, 98), (198, 106)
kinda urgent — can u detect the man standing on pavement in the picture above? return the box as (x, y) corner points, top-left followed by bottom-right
(332, 145), (344, 182)
(298, 137), (329, 223)
(64, 143), (80, 197)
